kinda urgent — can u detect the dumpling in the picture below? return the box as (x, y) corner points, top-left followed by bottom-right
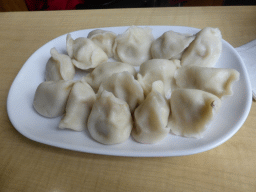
(151, 31), (195, 60)
(85, 61), (136, 92)
(87, 90), (132, 145)
(132, 82), (170, 144)
(98, 71), (144, 112)
(174, 66), (240, 98)
(181, 27), (222, 67)
(137, 59), (180, 99)
(150, 80), (165, 97)
(168, 89), (221, 138)
(66, 34), (108, 70)
(113, 26), (154, 66)
(45, 48), (75, 81)
(87, 29), (117, 58)
(33, 80), (75, 118)
(59, 77), (96, 131)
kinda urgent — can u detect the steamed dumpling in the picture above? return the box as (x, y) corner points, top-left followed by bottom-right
(98, 71), (144, 112)
(168, 89), (221, 138)
(174, 66), (240, 98)
(33, 80), (75, 118)
(88, 90), (132, 145)
(137, 59), (180, 99)
(85, 61), (136, 92)
(113, 26), (154, 66)
(66, 34), (108, 70)
(59, 77), (96, 131)
(87, 29), (116, 58)
(181, 27), (222, 67)
(151, 31), (195, 60)
(132, 83), (170, 144)
(45, 48), (75, 81)
(150, 80), (165, 97)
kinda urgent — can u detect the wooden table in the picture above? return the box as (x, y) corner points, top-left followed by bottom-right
(1, 6), (256, 192)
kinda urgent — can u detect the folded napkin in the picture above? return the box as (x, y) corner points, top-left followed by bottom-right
(235, 39), (256, 100)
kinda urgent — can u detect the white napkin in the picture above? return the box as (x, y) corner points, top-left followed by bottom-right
(235, 39), (256, 100)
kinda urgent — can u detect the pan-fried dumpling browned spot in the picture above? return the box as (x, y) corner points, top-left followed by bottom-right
(132, 82), (170, 144)
(59, 77), (96, 131)
(45, 48), (75, 81)
(168, 89), (221, 138)
(66, 34), (108, 70)
(137, 59), (180, 99)
(33, 80), (75, 118)
(85, 61), (136, 92)
(87, 90), (132, 145)
(113, 26), (154, 66)
(151, 31), (195, 60)
(87, 29), (117, 58)
(98, 71), (144, 112)
(181, 27), (222, 67)
(174, 66), (240, 98)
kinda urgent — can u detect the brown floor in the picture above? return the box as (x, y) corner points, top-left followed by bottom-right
(0, 0), (28, 11)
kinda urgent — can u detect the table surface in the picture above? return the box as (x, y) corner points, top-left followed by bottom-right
(1, 6), (256, 192)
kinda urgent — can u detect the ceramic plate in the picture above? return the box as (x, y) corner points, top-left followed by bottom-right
(7, 26), (252, 157)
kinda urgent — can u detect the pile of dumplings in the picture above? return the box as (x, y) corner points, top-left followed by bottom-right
(33, 26), (240, 145)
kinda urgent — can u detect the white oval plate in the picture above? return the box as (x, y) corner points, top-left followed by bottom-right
(7, 26), (252, 157)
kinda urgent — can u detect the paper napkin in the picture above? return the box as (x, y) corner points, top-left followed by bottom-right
(235, 39), (256, 100)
